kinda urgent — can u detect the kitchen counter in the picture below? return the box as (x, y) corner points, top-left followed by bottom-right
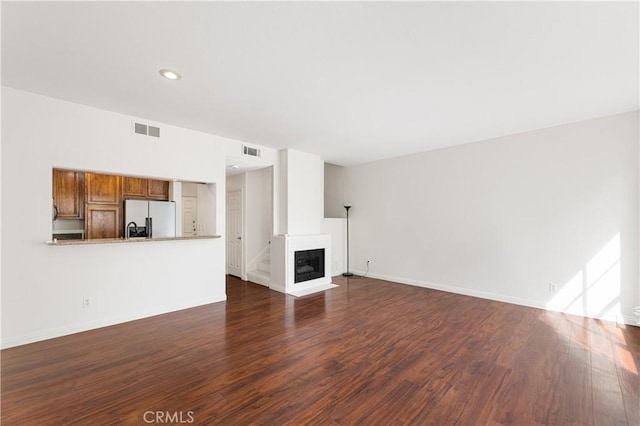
(47, 235), (221, 245)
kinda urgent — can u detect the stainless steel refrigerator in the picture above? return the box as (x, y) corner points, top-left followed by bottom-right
(124, 200), (176, 238)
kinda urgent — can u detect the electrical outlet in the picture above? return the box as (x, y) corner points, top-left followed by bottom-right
(83, 297), (91, 308)
(548, 283), (557, 292)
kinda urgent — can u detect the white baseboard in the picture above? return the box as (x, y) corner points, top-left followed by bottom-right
(1, 297), (226, 349)
(269, 283), (286, 293)
(247, 270), (270, 287)
(619, 314), (639, 326)
(351, 269), (639, 327)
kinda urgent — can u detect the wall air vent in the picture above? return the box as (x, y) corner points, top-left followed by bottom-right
(243, 145), (261, 157)
(133, 121), (160, 138)
(134, 122), (148, 135)
(148, 126), (160, 138)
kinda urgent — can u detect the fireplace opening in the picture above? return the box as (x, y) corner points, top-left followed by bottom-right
(294, 248), (325, 283)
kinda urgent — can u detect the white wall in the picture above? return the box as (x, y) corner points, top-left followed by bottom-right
(246, 167), (273, 267)
(226, 174), (244, 193)
(197, 183), (216, 235)
(276, 150), (288, 235)
(1, 87), (244, 348)
(279, 149), (324, 235)
(322, 218), (346, 275)
(345, 111), (639, 324)
(182, 182), (198, 197)
(324, 163), (346, 218)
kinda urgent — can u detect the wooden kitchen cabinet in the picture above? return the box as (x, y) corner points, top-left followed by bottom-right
(52, 169), (84, 219)
(86, 204), (120, 239)
(55, 171), (168, 239)
(85, 173), (122, 204)
(85, 172), (123, 239)
(148, 179), (169, 200)
(123, 176), (148, 198)
(123, 177), (169, 200)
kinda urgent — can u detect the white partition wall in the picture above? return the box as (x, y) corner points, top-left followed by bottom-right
(1, 88), (233, 348)
(277, 149), (324, 236)
(271, 149), (332, 293)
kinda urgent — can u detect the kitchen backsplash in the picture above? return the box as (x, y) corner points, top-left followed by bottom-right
(53, 218), (84, 231)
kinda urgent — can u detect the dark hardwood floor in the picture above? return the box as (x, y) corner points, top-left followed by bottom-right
(2, 275), (639, 425)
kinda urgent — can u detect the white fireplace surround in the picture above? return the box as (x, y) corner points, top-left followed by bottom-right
(271, 234), (332, 294)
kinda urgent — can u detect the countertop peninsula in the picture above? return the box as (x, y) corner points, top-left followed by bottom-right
(48, 235), (220, 246)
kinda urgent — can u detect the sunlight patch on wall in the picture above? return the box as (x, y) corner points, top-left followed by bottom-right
(550, 270), (584, 315)
(547, 233), (621, 322)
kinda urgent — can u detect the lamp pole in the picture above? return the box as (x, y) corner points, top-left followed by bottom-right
(342, 204), (353, 277)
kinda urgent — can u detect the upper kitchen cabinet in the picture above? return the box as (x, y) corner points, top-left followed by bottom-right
(123, 177), (169, 201)
(123, 176), (147, 199)
(148, 179), (169, 200)
(86, 173), (122, 204)
(52, 169), (84, 219)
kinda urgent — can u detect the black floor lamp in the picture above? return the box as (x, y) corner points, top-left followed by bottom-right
(342, 204), (353, 277)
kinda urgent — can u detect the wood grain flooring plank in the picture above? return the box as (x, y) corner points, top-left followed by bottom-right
(612, 323), (640, 426)
(2, 275), (638, 425)
(588, 320), (628, 425)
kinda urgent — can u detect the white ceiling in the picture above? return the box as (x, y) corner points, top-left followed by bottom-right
(2, 2), (638, 166)
(225, 155), (271, 177)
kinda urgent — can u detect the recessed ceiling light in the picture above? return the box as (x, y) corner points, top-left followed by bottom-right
(228, 165), (239, 169)
(159, 69), (181, 80)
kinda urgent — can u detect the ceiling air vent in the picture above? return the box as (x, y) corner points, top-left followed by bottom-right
(133, 121), (160, 138)
(243, 145), (260, 158)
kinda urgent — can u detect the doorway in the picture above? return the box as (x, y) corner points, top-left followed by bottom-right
(182, 196), (197, 236)
(226, 190), (243, 278)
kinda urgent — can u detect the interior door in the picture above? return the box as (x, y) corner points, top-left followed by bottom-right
(227, 190), (242, 278)
(182, 196), (197, 236)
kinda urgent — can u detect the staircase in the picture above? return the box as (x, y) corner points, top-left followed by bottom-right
(247, 249), (270, 287)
